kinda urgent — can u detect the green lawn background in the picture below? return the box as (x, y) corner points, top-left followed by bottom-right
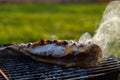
(0, 3), (107, 44)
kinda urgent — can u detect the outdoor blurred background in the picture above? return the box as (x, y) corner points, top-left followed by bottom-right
(0, 0), (112, 44)
(1, 1), (120, 79)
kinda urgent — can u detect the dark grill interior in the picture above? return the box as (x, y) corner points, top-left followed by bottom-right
(0, 45), (120, 80)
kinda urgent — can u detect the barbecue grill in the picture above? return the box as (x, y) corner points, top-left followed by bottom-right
(0, 44), (120, 80)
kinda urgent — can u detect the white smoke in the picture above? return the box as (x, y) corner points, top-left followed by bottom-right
(49, 35), (58, 40)
(79, 32), (92, 43)
(80, 1), (120, 57)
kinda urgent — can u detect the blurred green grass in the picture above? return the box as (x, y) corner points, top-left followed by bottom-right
(0, 3), (107, 44)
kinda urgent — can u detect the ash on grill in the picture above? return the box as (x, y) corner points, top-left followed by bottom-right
(0, 44), (120, 80)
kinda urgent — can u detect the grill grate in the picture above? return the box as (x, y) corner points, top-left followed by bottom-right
(0, 55), (120, 80)
(0, 44), (120, 80)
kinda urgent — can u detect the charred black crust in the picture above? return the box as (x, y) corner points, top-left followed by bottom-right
(63, 40), (68, 45)
(31, 40), (70, 47)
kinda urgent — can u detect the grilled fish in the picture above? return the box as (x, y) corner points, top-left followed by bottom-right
(0, 40), (102, 68)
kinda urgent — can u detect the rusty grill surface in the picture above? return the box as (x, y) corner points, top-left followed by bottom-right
(0, 45), (120, 80)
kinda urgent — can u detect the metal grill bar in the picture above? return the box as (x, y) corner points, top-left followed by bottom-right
(0, 55), (119, 80)
(0, 43), (120, 80)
